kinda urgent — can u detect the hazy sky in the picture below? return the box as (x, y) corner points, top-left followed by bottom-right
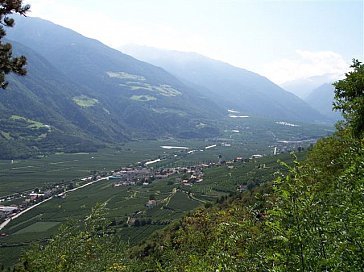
(24, 0), (363, 84)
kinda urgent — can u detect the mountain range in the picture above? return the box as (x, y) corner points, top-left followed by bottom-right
(281, 74), (337, 99)
(2, 17), (225, 158)
(121, 45), (327, 123)
(305, 83), (342, 121)
(1, 16), (330, 158)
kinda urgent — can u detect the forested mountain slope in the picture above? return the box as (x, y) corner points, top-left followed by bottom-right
(1, 17), (227, 158)
(122, 45), (328, 123)
(7, 17), (224, 130)
(0, 41), (119, 159)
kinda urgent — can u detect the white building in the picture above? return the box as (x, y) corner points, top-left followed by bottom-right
(0, 205), (18, 218)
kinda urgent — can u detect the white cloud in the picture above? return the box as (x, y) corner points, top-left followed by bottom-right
(113, 23), (210, 53)
(259, 50), (350, 84)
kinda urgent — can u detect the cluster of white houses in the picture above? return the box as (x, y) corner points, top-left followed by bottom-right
(0, 206), (18, 219)
(109, 164), (209, 188)
(0, 186), (66, 223)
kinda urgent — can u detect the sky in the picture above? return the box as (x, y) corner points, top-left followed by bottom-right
(24, 0), (363, 85)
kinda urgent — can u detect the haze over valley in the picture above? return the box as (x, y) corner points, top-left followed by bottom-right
(0, 1), (362, 270)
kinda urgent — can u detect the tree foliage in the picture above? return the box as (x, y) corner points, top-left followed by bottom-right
(0, 0), (29, 89)
(266, 145), (364, 271)
(15, 204), (128, 272)
(129, 132), (363, 271)
(334, 59), (364, 138)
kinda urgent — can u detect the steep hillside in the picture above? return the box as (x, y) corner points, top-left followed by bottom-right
(305, 83), (342, 121)
(0, 41), (126, 159)
(6, 17), (224, 139)
(121, 45), (327, 123)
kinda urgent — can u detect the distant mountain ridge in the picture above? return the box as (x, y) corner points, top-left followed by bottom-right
(121, 45), (328, 123)
(1, 17), (331, 159)
(305, 83), (342, 122)
(1, 17), (225, 158)
(281, 74), (338, 99)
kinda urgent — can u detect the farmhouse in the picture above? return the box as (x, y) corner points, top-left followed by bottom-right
(146, 199), (157, 208)
(0, 205), (18, 218)
(29, 193), (45, 200)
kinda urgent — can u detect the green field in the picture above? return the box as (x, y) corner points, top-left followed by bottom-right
(0, 151), (304, 268)
(166, 191), (200, 211)
(0, 119), (331, 268)
(0, 140), (261, 197)
(0, 118), (332, 198)
(15, 222), (61, 234)
(0, 140), (207, 197)
(9, 115), (50, 130)
(72, 95), (99, 108)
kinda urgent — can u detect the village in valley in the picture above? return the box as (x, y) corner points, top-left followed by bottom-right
(0, 154), (247, 232)
(0, 137), (310, 233)
(1, 160), (212, 229)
